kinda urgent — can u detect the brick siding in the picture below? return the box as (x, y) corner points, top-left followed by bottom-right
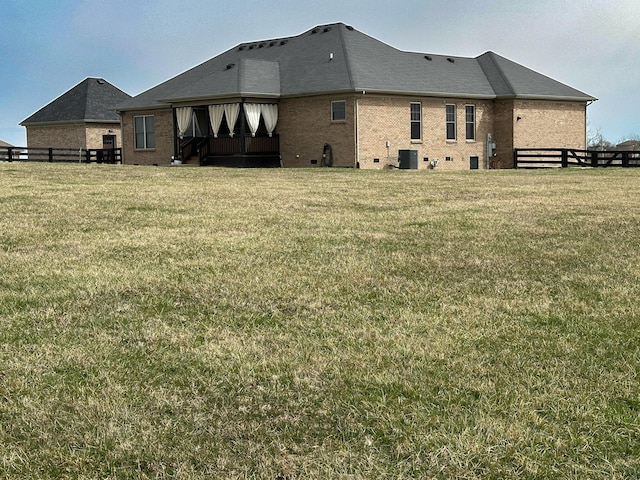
(279, 96), (355, 167)
(357, 96), (494, 170)
(25, 122), (121, 150)
(121, 109), (174, 166)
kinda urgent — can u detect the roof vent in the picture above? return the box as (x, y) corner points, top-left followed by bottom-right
(346, 25), (354, 31)
(269, 41), (277, 47)
(280, 40), (288, 46)
(323, 26), (332, 33)
(238, 45), (246, 51)
(248, 44), (256, 50)
(226, 63), (235, 70)
(258, 43), (266, 48)
(311, 28), (319, 34)
(96, 79), (105, 84)
(447, 57), (455, 63)
(424, 55), (432, 61)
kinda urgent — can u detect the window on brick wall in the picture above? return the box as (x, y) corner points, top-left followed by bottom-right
(446, 104), (456, 140)
(134, 115), (155, 149)
(331, 100), (346, 121)
(410, 102), (422, 140)
(465, 105), (476, 141)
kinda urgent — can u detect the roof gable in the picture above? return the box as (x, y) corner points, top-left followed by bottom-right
(117, 23), (595, 111)
(21, 78), (131, 125)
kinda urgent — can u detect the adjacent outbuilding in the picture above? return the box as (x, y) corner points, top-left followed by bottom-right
(21, 78), (131, 151)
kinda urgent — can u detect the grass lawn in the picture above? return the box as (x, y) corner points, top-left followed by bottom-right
(1, 163), (639, 479)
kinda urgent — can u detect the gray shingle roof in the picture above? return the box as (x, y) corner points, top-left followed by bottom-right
(117, 23), (595, 111)
(21, 78), (131, 125)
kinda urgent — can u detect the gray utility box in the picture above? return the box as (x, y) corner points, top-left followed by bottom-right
(398, 149), (418, 169)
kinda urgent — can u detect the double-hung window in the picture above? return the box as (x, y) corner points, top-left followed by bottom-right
(410, 103), (422, 140)
(134, 115), (155, 149)
(446, 104), (456, 141)
(331, 100), (346, 121)
(465, 105), (476, 141)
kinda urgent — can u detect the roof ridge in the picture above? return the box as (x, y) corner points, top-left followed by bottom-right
(337, 24), (355, 90)
(479, 51), (516, 96)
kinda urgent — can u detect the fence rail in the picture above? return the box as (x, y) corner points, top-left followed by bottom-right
(514, 148), (640, 168)
(1, 146), (122, 164)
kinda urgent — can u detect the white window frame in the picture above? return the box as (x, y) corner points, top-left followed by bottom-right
(465, 105), (476, 141)
(410, 102), (422, 141)
(331, 100), (346, 122)
(134, 115), (155, 149)
(446, 104), (457, 141)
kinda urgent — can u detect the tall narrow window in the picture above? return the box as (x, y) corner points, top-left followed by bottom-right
(134, 115), (155, 149)
(410, 103), (421, 140)
(331, 100), (346, 121)
(446, 104), (456, 140)
(465, 105), (476, 141)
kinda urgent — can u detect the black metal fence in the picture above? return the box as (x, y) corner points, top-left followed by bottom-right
(514, 148), (640, 168)
(0, 146), (122, 164)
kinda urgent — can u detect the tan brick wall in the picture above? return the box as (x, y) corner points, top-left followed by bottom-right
(279, 96), (356, 167)
(512, 100), (587, 149)
(121, 108), (174, 165)
(26, 122), (122, 150)
(492, 100), (515, 169)
(26, 124), (87, 149)
(85, 124), (122, 149)
(357, 96), (493, 170)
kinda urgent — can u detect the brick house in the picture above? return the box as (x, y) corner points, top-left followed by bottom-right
(116, 23), (595, 169)
(21, 78), (131, 151)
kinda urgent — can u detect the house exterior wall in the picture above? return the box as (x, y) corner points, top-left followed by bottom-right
(121, 108), (174, 165)
(279, 95), (356, 167)
(85, 124), (122, 149)
(356, 96), (493, 170)
(512, 100), (587, 150)
(492, 99), (515, 169)
(26, 124), (87, 149)
(25, 122), (122, 150)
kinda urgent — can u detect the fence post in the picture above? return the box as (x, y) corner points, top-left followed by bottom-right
(48, 148), (53, 162)
(85, 149), (91, 163)
(561, 149), (568, 168)
(7, 147), (13, 162)
(622, 152), (629, 168)
(513, 149), (518, 168)
(591, 150), (598, 168)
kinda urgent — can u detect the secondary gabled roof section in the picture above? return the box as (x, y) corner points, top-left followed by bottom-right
(117, 23), (595, 111)
(21, 78), (131, 125)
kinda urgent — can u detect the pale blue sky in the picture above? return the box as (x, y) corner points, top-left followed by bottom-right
(1, 0), (638, 146)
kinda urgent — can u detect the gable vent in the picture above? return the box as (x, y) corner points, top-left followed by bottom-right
(424, 55), (432, 61)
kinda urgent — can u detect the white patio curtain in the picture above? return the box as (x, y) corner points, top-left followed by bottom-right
(261, 104), (278, 137)
(224, 103), (240, 137)
(176, 106), (193, 139)
(243, 103), (261, 137)
(208, 105), (225, 138)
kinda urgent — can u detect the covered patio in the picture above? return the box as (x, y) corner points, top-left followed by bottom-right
(174, 102), (280, 167)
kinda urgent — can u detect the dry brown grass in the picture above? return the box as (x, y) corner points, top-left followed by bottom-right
(1, 163), (639, 478)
